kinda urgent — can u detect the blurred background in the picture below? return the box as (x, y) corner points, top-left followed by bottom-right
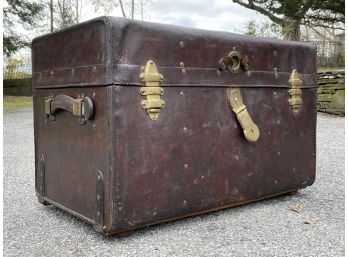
(3, 0), (345, 115)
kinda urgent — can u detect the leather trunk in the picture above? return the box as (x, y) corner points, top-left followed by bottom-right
(32, 16), (317, 236)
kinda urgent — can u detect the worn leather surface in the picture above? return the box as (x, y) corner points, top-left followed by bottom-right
(32, 17), (317, 235)
(111, 85), (316, 232)
(32, 16), (316, 88)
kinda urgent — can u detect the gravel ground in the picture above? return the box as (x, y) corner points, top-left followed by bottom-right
(4, 108), (344, 257)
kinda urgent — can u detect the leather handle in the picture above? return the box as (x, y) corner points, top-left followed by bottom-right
(44, 94), (94, 123)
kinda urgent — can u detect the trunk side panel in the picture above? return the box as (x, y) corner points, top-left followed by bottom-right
(33, 87), (110, 223)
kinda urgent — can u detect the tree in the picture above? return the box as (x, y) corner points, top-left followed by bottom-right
(3, 0), (45, 57)
(232, 0), (345, 41)
(245, 20), (282, 39)
(91, 0), (148, 19)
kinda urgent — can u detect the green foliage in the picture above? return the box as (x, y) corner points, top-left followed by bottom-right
(245, 21), (257, 36)
(3, 0), (44, 57)
(233, 0), (345, 40)
(244, 20), (283, 39)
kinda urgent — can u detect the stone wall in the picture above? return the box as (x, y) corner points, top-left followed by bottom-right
(317, 71), (345, 116)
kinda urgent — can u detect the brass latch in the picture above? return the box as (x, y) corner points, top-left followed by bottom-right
(229, 89), (260, 142)
(288, 69), (302, 112)
(139, 60), (165, 120)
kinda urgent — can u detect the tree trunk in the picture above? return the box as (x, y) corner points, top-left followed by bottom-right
(281, 17), (301, 41)
(50, 0), (54, 32)
(119, 0), (126, 18)
(131, 0), (134, 19)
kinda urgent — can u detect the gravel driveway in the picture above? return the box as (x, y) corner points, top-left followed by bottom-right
(4, 108), (344, 257)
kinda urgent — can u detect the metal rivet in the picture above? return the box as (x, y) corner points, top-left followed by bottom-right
(180, 91), (184, 95)
(179, 62), (184, 67)
(273, 50), (277, 57)
(93, 66), (97, 72)
(274, 180), (278, 184)
(92, 92), (96, 97)
(184, 164), (189, 169)
(182, 68), (186, 74)
(183, 200), (187, 207)
(71, 69), (75, 75)
(93, 123), (96, 128)
(97, 175), (101, 180)
(50, 71), (53, 75)
(183, 127), (188, 132)
(97, 194), (100, 200)
(234, 124), (237, 128)
(97, 211), (100, 217)
(277, 151), (281, 156)
(273, 92), (277, 97)
(277, 120), (281, 125)
(247, 71), (251, 77)
(233, 46), (236, 51)
(179, 41), (184, 48)
(217, 70), (222, 76)
(235, 156), (240, 160)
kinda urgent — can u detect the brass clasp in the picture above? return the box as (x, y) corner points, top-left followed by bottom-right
(288, 69), (302, 112)
(139, 60), (165, 120)
(229, 89), (260, 142)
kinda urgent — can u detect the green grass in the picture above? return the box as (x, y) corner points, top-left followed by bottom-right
(3, 96), (33, 110)
(318, 66), (345, 72)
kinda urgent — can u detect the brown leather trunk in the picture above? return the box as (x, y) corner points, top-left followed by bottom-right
(32, 17), (317, 236)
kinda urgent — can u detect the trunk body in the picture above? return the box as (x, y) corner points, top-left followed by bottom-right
(32, 17), (317, 236)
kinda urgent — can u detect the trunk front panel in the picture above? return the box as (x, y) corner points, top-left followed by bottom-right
(112, 85), (316, 231)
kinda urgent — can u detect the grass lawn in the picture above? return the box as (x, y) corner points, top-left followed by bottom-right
(318, 66), (345, 72)
(3, 96), (33, 110)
